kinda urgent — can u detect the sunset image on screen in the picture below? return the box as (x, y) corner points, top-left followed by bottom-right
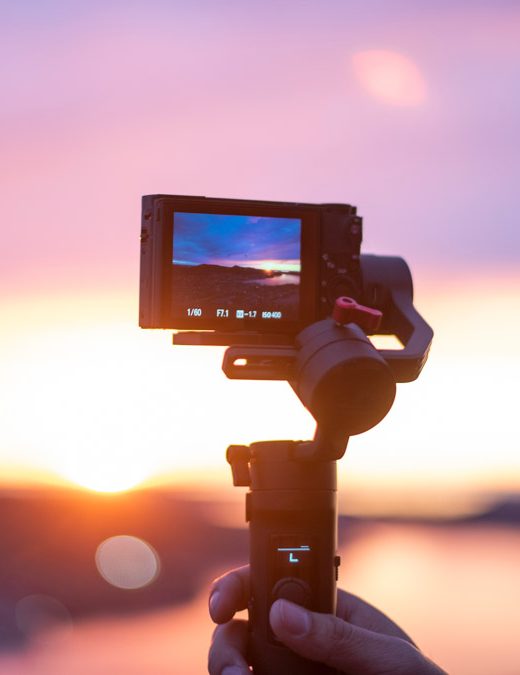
(172, 211), (301, 320)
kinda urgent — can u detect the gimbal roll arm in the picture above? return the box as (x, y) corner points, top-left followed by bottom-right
(360, 255), (433, 382)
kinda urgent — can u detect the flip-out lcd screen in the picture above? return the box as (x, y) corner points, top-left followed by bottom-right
(171, 212), (302, 322)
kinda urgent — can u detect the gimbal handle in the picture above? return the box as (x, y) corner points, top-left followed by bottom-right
(227, 441), (340, 675)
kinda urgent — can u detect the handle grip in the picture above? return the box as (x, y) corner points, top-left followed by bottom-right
(243, 441), (340, 675)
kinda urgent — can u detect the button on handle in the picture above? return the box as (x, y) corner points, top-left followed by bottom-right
(272, 578), (312, 607)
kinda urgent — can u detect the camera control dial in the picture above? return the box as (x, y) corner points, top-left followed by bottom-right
(272, 578), (311, 607)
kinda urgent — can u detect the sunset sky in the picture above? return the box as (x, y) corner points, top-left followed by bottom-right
(172, 212), (301, 268)
(1, 1), (519, 501)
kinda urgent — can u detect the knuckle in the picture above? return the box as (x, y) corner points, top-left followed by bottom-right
(330, 615), (350, 645)
(215, 570), (242, 602)
(212, 568), (237, 589)
(228, 569), (247, 596)
(321, 615), (358, 662)
(399, 643), (426, 674)
(406, 647), (440, 675)
(383, 640), (433, 675)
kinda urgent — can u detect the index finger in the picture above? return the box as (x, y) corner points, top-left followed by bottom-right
(209, 565), (250, 624)
(208, 620), (250, 675)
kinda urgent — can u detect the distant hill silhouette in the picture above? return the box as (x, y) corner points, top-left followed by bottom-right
(465, 496), (520, 525)
(353, 496), (520, 528)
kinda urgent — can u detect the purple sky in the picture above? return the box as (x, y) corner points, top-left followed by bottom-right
(1, 1), (519, 296)
(173, 212), (300, 267)
(0, 1), (520, 494)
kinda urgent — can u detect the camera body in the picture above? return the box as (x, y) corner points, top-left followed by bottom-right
(139, 194), (362, 337)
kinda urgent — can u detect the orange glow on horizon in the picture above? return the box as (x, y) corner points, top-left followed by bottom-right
(247, 259), (300, 273)
(0, 275), (519, 499)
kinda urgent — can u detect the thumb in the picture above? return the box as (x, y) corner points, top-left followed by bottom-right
(269, 599), (441, 674)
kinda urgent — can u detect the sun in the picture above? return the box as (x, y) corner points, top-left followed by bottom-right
(70, 474), (145, 494)
(60, 452), (151, 493)
(252, 259), (300, 273)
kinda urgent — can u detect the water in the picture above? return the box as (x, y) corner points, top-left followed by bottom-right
(245, 273), (300, 286)
(2, 523), (519, 674)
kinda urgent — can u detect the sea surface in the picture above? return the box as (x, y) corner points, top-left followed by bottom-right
(245, 273), (300, 286)
(1, 522), (519, 675)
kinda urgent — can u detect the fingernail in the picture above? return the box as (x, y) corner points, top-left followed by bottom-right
(222, 667), (246, 675)
(209, 590), (220, 615)
(278, 600), (310, 636)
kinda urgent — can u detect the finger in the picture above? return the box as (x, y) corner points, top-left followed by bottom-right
(209, 566), (250, 624)
(270, 600), (445, 674)
(208, 619), (250, 675)
(337, 590), (416, 644)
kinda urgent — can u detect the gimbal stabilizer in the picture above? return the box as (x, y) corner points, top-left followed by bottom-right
(178, 255), (433, 674)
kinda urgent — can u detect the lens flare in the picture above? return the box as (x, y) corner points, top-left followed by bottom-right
(95, 535), (160, 589)
(351, 50), (427, 106)
(15, 595), (73, 645)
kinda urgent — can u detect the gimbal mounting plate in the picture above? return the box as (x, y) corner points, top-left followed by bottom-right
(175, 255), (433, 384)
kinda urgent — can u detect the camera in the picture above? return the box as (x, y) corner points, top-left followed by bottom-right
(139, 194), (362, 338)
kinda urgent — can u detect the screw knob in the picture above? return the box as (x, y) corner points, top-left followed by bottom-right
(226, 445), (251, 486)
(332, 297), (383, 333)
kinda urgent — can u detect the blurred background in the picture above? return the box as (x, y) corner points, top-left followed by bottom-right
(1, 1), (519, 673)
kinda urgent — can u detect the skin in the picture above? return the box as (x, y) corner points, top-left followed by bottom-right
(208, 565), (448, 675)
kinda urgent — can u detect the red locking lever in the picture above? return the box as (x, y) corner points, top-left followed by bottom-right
(332, 296), (383, 333)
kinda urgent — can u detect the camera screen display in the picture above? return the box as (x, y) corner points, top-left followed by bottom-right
(171, 211), (301, 322)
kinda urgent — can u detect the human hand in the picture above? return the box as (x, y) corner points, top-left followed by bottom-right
(208, 565), (447, 675)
